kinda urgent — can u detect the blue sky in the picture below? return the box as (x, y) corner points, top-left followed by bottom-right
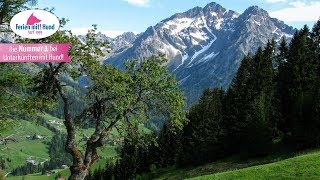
(35, 0), (320, 37)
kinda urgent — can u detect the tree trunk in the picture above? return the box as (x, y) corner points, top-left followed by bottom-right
(52, 65), (119, 180)
(68, 166), (89, 180)
(52, 63), (88, 180)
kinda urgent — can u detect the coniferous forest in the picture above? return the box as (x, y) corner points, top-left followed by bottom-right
(89, 21), (320, 179)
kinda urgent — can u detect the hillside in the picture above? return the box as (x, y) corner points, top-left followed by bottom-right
(140, 149), (320, 180)
(7, 149), (320, 179)
(1, 114), (118, 178)
(0, 118), (53, 172)
(192, 150), (320, 180)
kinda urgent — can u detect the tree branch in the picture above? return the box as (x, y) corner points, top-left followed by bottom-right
(83, 119), (118, 167)
(53, 69), (84, 171)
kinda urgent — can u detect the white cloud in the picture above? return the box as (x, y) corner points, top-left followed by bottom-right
(264, 0), (287, 3)
(123, 0), (150, 7)
(270, 1), (320, 22)
(289, 1), (307, 7)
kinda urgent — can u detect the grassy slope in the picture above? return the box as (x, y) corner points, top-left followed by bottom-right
(146, 149), (320, 180)
(0, 119), (53, 171)
(7, 147), (118, 180)
(192, 151), (320, 179)
(7, 169), (69, 180)
(2, 114), (119, 179)
(6, 116), (320, 180)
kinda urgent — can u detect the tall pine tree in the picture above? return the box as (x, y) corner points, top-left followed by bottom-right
(274, 37), (290, 137)
(157, 120), (182, 167)
(226, 41), (275, 158)
(246, 41), (275, 157)
(225, 56), (253, 155)
(179, 88), (226, 165)
(283, 25), (319, 148)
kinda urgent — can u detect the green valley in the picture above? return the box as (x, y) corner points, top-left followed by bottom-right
(0, 114), (119, 179)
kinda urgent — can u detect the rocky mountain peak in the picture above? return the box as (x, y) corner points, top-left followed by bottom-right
(204, 2), (226, 16)
(183, 6), (204, 18)
(242, 5), (269, 18)
(113, 32), (137, 45)
(106, 2), (296, 104)
(79, 31), (138, 54)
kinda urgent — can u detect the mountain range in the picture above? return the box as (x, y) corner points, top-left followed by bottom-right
(0, 2), (297, 105)
(104, 2), (296, 104)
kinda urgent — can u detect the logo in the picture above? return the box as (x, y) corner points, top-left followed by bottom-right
(27, 13), (41, 25)
(10, 10), (60, 39)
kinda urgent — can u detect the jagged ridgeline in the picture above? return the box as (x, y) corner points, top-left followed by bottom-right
(101, 2), (295, 105)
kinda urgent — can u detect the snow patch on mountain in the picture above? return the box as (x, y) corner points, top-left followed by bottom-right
(159, 42), (180, 56)
(232, 14), (239, 19)
(162, 18), (195, 34)
(190, 32), (207, 40)
(211, 12), (217, 17)
(187, 34), (217, 67)
(174, 53), (189, 71)
(284, 33), (293, 38)
(198, 51), (219, 63)
(215, 18), (224, 29)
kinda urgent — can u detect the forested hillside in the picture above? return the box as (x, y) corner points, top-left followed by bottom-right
(90, 20), (320, 179)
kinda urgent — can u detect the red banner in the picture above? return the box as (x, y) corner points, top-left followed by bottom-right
(0, 43), (70, 62)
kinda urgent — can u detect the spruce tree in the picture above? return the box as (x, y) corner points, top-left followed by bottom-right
(157, 121), (182, 167)
(310, 20), (320, 146)
(115, 127), (140, 179)
(115, 126), (158, 178)
(274, 37), (290, 137)
(283, 26), (318, 148)
(102, 162), (115, 180)
(311, 20), (320, 77)
(179, 88), (226, 165)
(225, 42), (275, 158)
(246, 41), (275, 156)
(225, 56), (252, 154)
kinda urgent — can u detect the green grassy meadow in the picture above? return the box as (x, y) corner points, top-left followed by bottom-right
(137, 149), (320, 180)
(192, 150), (320, 180)
(0, 119), (52, 172)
